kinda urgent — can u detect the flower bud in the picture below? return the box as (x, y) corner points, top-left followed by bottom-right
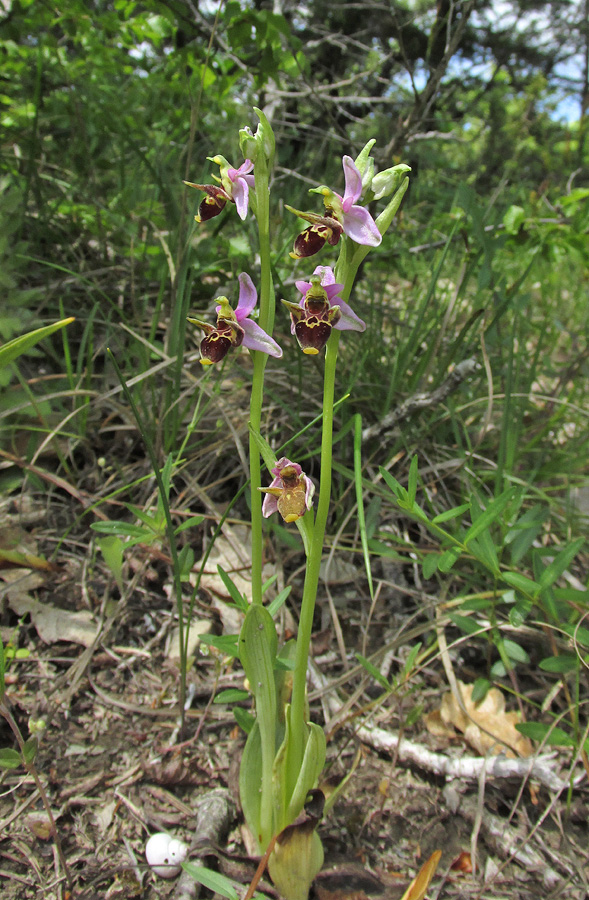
(371, 163), (411, 200)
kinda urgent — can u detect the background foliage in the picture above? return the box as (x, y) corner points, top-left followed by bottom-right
(1, 0), (588, 747)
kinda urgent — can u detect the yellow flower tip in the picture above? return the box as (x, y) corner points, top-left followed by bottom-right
(283, 513), (301, 523)
(289, 251), (301, 260)
(303, 347), (320, 355)
(200, 358), (214, 367)
(195, 214), (202, 223)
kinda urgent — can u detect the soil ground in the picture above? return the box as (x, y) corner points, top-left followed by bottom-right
(1, 494), (588, 900)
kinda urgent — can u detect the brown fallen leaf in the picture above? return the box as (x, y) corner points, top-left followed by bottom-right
(1, 569), (98, 647)
(400, 851), (442, 900)
(439, 681), (532, 758)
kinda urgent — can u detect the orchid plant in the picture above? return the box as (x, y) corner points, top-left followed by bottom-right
(185, 111), (409, 900)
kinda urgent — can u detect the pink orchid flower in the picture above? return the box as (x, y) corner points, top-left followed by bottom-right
(185, 156), (255, 222)
(260, 457), (315, 523)
(188, 273), (282, 366)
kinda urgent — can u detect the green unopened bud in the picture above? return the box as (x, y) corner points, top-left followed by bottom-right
(239, 107), (276, 169)
(354, 139), (376, 179)
(371, 163), (411, 200)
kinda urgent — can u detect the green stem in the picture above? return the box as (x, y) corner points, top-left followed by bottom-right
(249, 156), (274, 605)
(289, 329), (340, 769)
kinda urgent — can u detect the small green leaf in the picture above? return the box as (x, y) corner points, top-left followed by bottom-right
(538, 539), (584, 591)
(174, 516), (204, 535)
(450, 614), (483, 635)
(178, 545), (194, 581)
(516, 722), (575, 747)
(539, 654), (579, 674)
(96, 535), (124, 593)
(407, 455), (418, 506)
(471, 677), (492, 702)
(249, 425), (278, 474)
(0, 318), (75, 371)
(502, 639), (530, 665)
(214, 689), (250, 704)
(422, 553), (439, 579)
(181, 862), (239, 900)
(233, 707), (255, 734)
(22, 736), (38, 764)
(217, 566), (249, 612)
(462, 488), (514, 547)
(198, 634), (239, 658)
(0, 748), (22, 770)
(267, 585), (291, 618)
(355, 653), (390, 690)
(405, 703), (424, 727)
(438, 546), (462, 572)
(432, 503), (471, 524)
(502, 570), (541, 595)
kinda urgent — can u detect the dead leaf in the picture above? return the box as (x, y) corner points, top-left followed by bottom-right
(400, 851), (442, 900)
(167, 618), (211, 661)
(450, 851), (472, 874)
(1, 569), (98, 647)
(439, 681), (532, 758)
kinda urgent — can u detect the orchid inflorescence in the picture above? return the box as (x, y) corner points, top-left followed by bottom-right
(180, 114), (409, 900)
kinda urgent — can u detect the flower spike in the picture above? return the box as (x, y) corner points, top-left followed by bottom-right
(260, 458), (315, 523)
(188, 273), (282, 366)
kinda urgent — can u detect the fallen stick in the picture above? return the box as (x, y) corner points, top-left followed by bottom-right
(357, 722), (567, 793)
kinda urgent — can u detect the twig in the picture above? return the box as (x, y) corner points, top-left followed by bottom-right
(361, 358), (478, 442)
(356, 721), (568, 793)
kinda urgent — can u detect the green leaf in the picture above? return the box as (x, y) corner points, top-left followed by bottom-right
(239, 604), (278, 848)
(516, 722), (575, 747)
(421, 553), (439, 579)
(0, 748), (22, 770)
(217, 566), (249, 612)
(471, 678), (492, 702)
(538, 539), (584, 591)
(22, 736), (38, 764)
(502, 570), (541, 595)
(90, 521), (149, 538)
(198, 633), (239, 658)
(266, 585), (291, 618)
(438, 546), (462, 572)
(405, 703), (424, 727)
(503, 204), (526, 234)
(355, 653), (390, 690)
(178, 545), (194, 581)
(0, 318), (75, 371)
(286, 721), (326, 823)
(561, 624), (589, 649)
(233, 707), (255, 734)
(239, 721), (263, 848)
(214, 689), (250, 704)
(462, 488), (514, 547)
(502, 639), (530, 664)
(450, 614), (483, 635)
(174, 516), (204, 535)
(432, 503), (471, 524)
(379, 467), (406, 502)
(96, 536), (124, 593)
(181, 862), (239, 900)
(248, 425), (277, 474)
(539, 654), (579, 674)
(407, 455), (418, 506)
